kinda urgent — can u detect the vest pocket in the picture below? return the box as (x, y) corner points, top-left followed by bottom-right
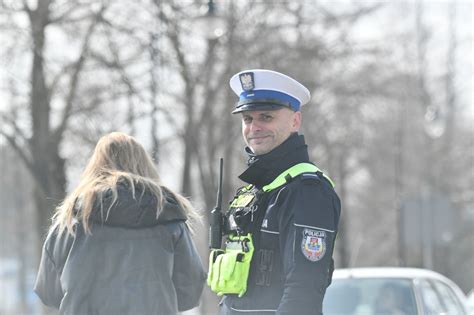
(207, 234), (255, 297)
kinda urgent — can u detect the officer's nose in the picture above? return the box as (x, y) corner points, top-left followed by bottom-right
(248, 120), (263, 132)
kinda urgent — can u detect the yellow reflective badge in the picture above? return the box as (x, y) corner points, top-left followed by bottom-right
(230, 193), (255, 208)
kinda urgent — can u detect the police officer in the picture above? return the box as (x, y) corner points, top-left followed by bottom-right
(218, 69), (341, 315)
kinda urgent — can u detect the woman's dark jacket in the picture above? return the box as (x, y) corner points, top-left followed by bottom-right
(34, 184), (206, 315)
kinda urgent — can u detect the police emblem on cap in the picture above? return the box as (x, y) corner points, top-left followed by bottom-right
(301, 229), (326, 262)
(239, 72), (254, 91)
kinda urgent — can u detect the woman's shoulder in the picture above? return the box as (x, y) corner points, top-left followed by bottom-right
(43, 224), (76, 267)
(157, 189), (188, 223)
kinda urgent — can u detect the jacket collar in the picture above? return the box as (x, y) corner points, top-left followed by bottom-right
(238, 133), (310, 188)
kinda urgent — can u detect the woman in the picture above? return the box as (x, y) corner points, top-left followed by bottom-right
(34, 132), (206, 314)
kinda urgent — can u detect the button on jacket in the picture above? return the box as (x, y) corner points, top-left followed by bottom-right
(34, 184), (206, 315)
(222, 134), (341, 315)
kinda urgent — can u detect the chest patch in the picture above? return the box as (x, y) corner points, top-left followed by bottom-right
(301, 228), (326, 262)
(230, 193), (255, 208)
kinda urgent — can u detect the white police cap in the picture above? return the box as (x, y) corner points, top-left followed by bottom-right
(229, 69), (311, 114)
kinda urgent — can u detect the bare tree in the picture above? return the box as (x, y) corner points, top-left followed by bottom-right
(0, 2), (110, 259)
(1, 1), (472, 313)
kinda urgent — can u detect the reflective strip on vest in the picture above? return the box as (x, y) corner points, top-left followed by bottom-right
(262, 163), (335, 192)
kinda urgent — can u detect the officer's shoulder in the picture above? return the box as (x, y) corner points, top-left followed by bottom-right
(300, 172), (323, 183)
(295, 171), (334, 189)
(282, 173), (319, 190)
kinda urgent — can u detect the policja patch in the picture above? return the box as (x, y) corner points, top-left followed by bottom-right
(301, 228), (326, 262)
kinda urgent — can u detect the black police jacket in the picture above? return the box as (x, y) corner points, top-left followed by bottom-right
(34, 183), (206, 315)
(222, 133), (341, 315)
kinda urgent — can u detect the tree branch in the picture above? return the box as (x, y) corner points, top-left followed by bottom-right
(52, 4), (107, 147)
(0, 130), (31, 169)
(0, 127), (39, 191)
(48, 2), (93, 25)
(21, 0), (31, 18)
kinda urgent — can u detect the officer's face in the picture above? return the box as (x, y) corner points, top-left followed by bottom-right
(241, 108), (301, 155)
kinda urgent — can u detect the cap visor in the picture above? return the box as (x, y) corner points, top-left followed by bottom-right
(232, 103), (289, 114)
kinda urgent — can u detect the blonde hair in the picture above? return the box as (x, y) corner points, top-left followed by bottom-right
(52, 132), (199, 235)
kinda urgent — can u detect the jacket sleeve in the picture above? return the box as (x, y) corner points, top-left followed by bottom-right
(34, 236), (63, 308)
(277, 176), (341, 315)
(172, 222), (207, 312)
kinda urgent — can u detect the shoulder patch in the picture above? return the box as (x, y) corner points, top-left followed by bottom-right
(301, 228), (326, 262)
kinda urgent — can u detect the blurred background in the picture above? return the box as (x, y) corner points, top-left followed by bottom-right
(0, 0), (472, 314)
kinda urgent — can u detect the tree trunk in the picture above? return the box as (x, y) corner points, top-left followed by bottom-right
(14, 157), (29, 314)
(336, 152), (349, 267)
(181, 127), (194, 197)
(29, 0), (67, 253)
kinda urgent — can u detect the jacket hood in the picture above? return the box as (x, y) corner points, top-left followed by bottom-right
(85, 183), (187, 229)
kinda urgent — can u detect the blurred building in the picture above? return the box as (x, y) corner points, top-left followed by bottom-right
(402, 193), (473, 293)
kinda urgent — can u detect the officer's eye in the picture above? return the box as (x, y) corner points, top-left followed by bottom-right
(261, 114), (273, 122)
(242, 116), (252, 124)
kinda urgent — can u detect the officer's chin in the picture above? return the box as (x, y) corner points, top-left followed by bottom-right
(248, 144), (273, 156)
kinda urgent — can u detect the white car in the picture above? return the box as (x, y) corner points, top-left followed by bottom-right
(323, 267), (469, 315)
(467, 289), (474, 314)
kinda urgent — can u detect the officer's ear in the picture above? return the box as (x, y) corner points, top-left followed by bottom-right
(291, 111), (302, 132)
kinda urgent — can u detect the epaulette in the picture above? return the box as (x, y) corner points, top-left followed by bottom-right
(301, 171), (334, 189)
(263, 163), (335, 192)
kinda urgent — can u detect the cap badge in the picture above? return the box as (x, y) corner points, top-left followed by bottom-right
(239, 72), (254, 91)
